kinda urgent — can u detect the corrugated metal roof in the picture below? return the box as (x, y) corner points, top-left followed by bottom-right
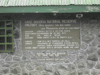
(0, 0), (100, 6)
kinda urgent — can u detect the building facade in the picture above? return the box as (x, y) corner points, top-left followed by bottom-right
(0, 0), (100, 75)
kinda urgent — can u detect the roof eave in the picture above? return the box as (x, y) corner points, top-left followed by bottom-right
(0, 5), (100, 13)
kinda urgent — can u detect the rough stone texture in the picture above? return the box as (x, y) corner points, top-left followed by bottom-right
(13, 56), (21, 61)
(2, 68), (9, 74)
(87, 54), (98, 61)
(11, 67), (21, 74)
(77, 61), (86, 69)
(45, 64), (53, 72)
(23, 73), (29, 75)
(91, 69), (98, 75)
(0, 53), (8, 59)
(26, 63), (34, 71)
(22, 56), (28, 61)
(78, 69), (90, 75)
(22, 68), (29, 75)
(11, 63), (20, 67)
(67, 64), (76, 71)
(5, 55), (12, 62)
(97, 49), (100, 56)
(82, 34), (94, 44)
(81, 42), (88, 50)
(86, 46), (97, 54)
(0, 14), (100, 75)
(95, 62), (100, 69)
(87, 60), (96, 69)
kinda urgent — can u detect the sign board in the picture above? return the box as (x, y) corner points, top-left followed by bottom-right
(21, 19), (80, 50)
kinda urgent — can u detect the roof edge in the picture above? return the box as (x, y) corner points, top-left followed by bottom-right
(0, 5), (100, 13)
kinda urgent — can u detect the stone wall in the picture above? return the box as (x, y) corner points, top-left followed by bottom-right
(0, 13), (100, 75)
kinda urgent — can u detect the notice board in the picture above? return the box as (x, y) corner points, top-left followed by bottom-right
(21, 19), (80, 50)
